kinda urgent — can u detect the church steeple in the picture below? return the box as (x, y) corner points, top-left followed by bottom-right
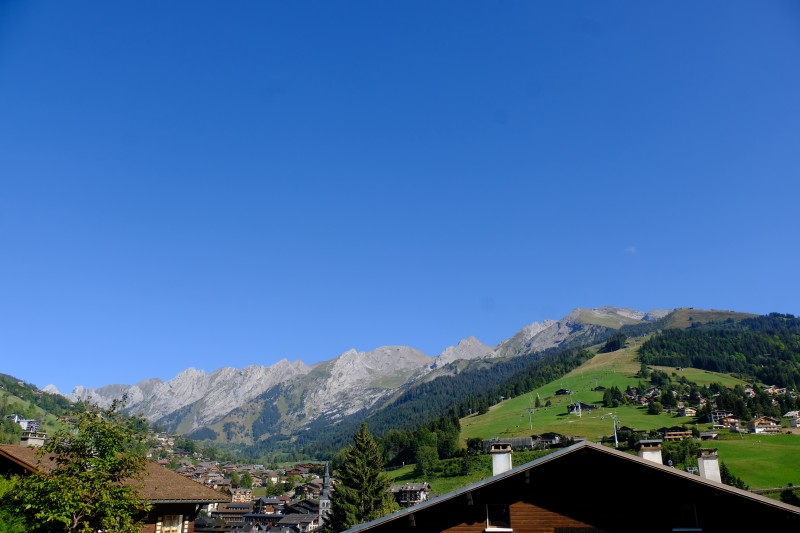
(319, 462), (331, 526)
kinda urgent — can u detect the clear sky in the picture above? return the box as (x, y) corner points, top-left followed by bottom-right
(1, 2), (798, 393)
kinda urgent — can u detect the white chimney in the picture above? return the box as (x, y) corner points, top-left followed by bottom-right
(490, 442), (513, 476)
(697, 448), (722, 483)
(635, 439), (663, 465)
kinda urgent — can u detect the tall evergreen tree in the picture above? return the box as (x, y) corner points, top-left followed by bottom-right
(324, 423), (396, 532)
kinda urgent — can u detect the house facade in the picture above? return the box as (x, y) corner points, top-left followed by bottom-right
(749, 416), (783, 434)
(344, 441), (800, 533)
(390, 482), (431, 507)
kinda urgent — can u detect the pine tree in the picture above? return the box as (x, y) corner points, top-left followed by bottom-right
(324, 423), (396, 532)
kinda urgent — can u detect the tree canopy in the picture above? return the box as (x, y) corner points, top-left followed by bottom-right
(1, 398), (151, 533)
(324, 423), (396, 532)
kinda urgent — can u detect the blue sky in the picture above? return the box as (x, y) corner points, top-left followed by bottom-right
(1, 2), (799, 393)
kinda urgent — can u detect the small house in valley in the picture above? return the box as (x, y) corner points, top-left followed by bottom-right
(390, 482), (431, 507)
(749, 416), (783, 434)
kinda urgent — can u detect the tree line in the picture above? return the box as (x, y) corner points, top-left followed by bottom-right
(639, 314), (800, 388)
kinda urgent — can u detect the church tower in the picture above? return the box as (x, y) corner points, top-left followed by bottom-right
(319, 462), (332, 527)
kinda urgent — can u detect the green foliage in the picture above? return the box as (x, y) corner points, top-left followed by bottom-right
(662, 439), (701, 469)
(325, 423), (396, 532)
(0, 374), (75, 417)
(379, 413), (462, 468)
(413, 446), (438, 477)
(780, 489), (800, 507)
(640, 314), (800, 388)
(720, 461), (749, 491)
(599, 333), (627, 353)
(0, 478), (27, 533)
(647, 401), (663, 415)
(1, 398), (151, 533)
(0, 418), (22, 445)
(602, 386), (624, 408)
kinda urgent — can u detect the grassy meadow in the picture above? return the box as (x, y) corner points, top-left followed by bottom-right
(452, 340), (800, 490)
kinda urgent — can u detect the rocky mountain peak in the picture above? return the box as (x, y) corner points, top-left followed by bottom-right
(436, 336), (493, 367)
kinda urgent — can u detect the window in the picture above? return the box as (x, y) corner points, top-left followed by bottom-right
(486, 504), (512, 532)
(156, 515), (183, 533)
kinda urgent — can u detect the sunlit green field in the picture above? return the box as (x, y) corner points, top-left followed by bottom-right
(455, 341), (800, 489)
(711, 433), (800, 489)
(460, 338), (724, 443)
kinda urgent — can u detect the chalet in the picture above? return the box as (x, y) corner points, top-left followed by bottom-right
(390, 482), (431, 507)
(240, 496), (290, 528)
(294, 480), (323, 500)
(277, 512), (319, 532)
(343, 440), (800, 533)
(4, 414), (40, 432)
(263, 470), (281, 484)
(711, 410), (734, 423)
(566, 401), (594, 415)
(554, 388), (573, 395)
(0, 444), (227, 533)
(285, 467), (306, 477)
(285, 498), (320, 515)
(680, 406), (697, 417)
(211, 502), (254, 523)
(483, 437), (535, 452)
(530, 433), (562, 448)
(720, 416), (740, 428)
(784, 410), (800, 419)
(659, 427), (693, 441)
(230, 487), (254, 503)
(762, 385), (788, 395)
(749, 416), (782, 434)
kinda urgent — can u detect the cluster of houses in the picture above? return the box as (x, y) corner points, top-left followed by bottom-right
(194, 469), (333, 533)
(156, 441), (433, 532)
(165, 457), (291, 493)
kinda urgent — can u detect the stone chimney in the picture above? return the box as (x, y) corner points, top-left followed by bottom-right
(489, 442), (513, 476)
(635, 439), (663, 465)
(697, 448), (722, 483)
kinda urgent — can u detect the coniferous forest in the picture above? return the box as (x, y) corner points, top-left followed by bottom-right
(639, 313), (800, 387)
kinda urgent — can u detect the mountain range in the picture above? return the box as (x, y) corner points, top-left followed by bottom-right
(48, 307), (672, 447)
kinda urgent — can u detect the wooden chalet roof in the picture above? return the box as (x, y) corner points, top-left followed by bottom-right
(0, 444), (227, 504)
(345, 440), (800, 533)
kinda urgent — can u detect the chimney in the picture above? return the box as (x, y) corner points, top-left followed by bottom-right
(490, 442), (513, 476)
(635, 439), (663, 465)
(697, 448), (722, 483)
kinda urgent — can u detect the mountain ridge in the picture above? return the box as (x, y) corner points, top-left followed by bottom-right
(50, 307), (676, 442)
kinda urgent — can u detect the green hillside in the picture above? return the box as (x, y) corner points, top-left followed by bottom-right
(0, 374), (74, 443)
(458, 338), (800, 490)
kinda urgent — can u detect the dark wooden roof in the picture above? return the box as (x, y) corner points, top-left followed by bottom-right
(0, 444), (227, 504)
(345, 440), (800, 533)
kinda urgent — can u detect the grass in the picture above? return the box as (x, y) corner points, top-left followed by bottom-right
(386, 450), (553, 495)
(0, 390), (66, 440)
(461, 338), (695, 443)
(710, 433), (800, 489)
(456, 341), (800, 490)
